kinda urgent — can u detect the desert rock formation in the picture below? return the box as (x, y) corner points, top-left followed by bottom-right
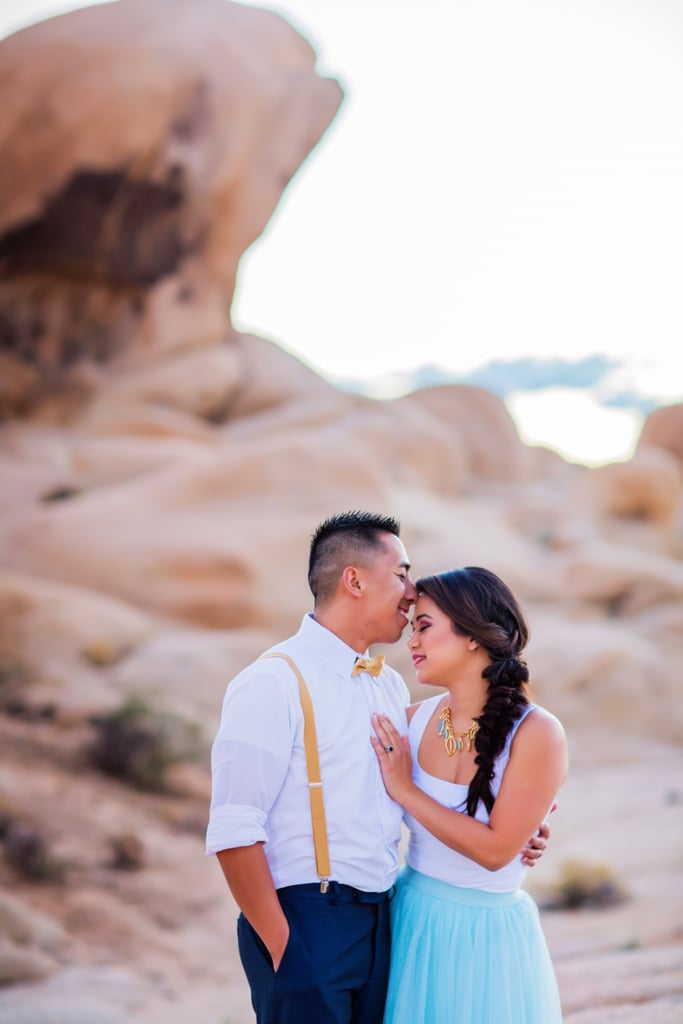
(0, 2), (681, 1022)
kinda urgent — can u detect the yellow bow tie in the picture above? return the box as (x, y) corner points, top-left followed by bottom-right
(352, 655), (385, 678)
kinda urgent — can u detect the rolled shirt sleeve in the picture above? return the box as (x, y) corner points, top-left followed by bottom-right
(206, 663), (297, 855)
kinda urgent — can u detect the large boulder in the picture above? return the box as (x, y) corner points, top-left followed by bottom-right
(0, 570), (153, 719)
(0, 0), (343, 418)
(637, 403), (683, 467)
(397, 384), (532, 484)
(1, 434), (393, 630)
(526, 608), (683, 741)
(553, 539), (683, 614)
(579, 446), (682, 531)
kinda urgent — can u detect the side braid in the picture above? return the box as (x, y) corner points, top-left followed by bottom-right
(466, 656), (529, 817)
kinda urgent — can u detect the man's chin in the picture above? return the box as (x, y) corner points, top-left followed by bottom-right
(374, 619), (409, 646)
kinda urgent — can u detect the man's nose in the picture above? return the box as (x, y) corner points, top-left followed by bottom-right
(405, 579), (417, 601)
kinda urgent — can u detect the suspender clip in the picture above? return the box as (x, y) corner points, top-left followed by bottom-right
(320, 878), (330, 893)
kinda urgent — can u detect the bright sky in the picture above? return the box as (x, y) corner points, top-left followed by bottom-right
(2, 0), (683, 466)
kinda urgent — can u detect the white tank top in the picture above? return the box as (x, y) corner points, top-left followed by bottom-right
(404, 694), (536, 892)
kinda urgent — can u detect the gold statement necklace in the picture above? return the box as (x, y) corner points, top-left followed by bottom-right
(437, 705), (479, 756)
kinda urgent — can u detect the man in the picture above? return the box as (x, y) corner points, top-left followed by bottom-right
(206, 511), (548, 1024)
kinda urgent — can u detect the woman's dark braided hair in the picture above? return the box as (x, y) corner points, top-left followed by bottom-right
(415, 566), (530, 818)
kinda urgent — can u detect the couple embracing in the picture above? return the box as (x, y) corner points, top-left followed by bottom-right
(206, 511), (567, 1023)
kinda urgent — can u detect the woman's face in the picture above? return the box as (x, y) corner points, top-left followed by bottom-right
(407, 593), (474, 688)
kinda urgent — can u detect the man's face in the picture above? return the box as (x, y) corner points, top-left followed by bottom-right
(360, 533), (417, 645)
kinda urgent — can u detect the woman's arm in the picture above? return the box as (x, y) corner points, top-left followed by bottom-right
(372, 709), (567, 872)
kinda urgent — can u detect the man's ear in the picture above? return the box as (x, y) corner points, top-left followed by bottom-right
(341, 566), (365, 597)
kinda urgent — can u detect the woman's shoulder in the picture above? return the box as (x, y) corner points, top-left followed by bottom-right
(512, 704), (568, 758)
(523, 704), (565, 735)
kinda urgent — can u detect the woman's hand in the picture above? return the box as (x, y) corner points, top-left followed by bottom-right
(520, 800), (557, 866)
(370, 713), (414, 803)
(521, 820), (550, 866)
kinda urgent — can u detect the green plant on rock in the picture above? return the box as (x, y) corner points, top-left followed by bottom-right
(90, 696), (202, 792)
(3, 821), (66, 882)
(0, 658), (32, 691)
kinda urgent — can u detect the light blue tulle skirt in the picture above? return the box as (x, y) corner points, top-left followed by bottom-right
(384, 866), (563, 1024)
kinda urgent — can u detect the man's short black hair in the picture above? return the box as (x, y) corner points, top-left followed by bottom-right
(308, 511), (401, 603)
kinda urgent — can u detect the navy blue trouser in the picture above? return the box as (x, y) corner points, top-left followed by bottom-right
(237, 882), (392, 1024)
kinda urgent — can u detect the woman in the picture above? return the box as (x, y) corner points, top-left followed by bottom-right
(371, 566), (567, 1023)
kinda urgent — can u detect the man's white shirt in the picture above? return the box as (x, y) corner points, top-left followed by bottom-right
(206, 613), (410, 892)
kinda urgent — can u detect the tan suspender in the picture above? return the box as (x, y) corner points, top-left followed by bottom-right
(260, 652), (331, 892)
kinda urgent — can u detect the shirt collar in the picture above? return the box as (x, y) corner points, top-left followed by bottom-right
(298, 613), (380, 682)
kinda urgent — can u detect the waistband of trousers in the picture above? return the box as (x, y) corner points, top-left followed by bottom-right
(277, 881), (393, 904)
(400, 866), (524, 907)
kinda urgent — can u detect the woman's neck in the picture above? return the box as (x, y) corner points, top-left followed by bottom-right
(442, 674), (488, 724)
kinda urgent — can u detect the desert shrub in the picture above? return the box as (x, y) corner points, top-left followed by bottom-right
(0, 658), (32, 692)
(81, 640), (131, 667)
(41, 485), (81, 502)
(3, 821), (66, 882)
(541, 858), (629, 910)
(108, 831), (146, 870)
(0, 793), (20, 840)
(0, 660), (54, 720)
(90, 696), (202, 791)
